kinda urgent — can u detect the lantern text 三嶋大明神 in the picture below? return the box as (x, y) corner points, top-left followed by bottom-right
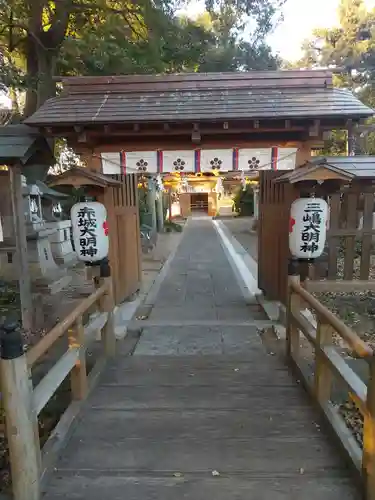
(300, 202), (323, 254)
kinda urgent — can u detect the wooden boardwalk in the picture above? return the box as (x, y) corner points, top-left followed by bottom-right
(43, 220), (359, 499)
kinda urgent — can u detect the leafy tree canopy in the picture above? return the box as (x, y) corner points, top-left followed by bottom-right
(0, 0), (283, 117)
(289, 0), (375, 154)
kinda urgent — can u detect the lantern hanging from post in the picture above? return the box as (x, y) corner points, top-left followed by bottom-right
(289, 198), (328, 260)
(71, 202), (109, 263)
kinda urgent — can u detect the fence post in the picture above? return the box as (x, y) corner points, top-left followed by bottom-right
(314, 319), (333, 405)
(99, 258), (116, 357)
(286, 258), (300, 360)
(363, 355), (375, 500)
(0, 323), (40, 500)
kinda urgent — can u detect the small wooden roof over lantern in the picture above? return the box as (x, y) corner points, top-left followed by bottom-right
(48, 166), (122, 198)
(272, 156), (375, 196)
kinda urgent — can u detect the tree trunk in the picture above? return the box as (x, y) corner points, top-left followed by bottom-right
(24, 39), (57, 117)
(23, 36), (39, 118)
(36, 47), (57, 110)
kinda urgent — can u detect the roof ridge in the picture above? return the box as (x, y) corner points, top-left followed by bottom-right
(59, 70), (333, 95)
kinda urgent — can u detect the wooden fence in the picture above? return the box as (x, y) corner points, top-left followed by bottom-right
(286, 273), (375, 499)
(0, 274), (116, 500)
(311, 187), (375, 285)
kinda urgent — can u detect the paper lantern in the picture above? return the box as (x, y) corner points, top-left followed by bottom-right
(71, 202), (109, 262)
(289, 198), (329, 259)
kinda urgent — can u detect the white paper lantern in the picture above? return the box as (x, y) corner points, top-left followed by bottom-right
(289, 198), (329, 259)
(71, 202), (109, 262)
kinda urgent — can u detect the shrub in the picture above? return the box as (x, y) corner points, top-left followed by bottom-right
(232, 185), (254, 216)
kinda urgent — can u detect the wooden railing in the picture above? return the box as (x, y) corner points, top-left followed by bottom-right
(0, 275), (116, 500)
(287, 274), (375, 499)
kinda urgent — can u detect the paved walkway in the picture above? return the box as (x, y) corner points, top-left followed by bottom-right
(43, 220), (359, 499)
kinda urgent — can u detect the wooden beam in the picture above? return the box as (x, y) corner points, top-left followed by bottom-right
(9, 166), (32, 332)
(62, 125), (307, 140)
(41, 116), (353, 139)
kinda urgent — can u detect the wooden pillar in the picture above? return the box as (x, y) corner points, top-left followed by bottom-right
(286, 258), (301, 359)
(99, 258), (116, 357)
(0, 323), (41, 500)
(9, 166), (32, 332)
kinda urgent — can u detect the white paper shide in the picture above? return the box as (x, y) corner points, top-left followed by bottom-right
(71, 202), (109, 262)
(289, 198), (329, 259)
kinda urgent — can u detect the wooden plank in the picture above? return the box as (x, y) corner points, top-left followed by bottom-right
(63, 69), (333, 86)
(323, 346), (367, 407)
(88, 384), (311, 410)
(315, 322), (333, 404)
(33, 347), (80, 415)
(100, 365), (297, 388)
(58, 433), (344, 474)
(68, 408), (324, 440)
(291, 309), (317, 346)
(327, 193), (341, 279)
(343, 192), (358, 280)
(9, 166), (32, 331)
(43, 474), (359, 500)
(360, 193), (374, 280)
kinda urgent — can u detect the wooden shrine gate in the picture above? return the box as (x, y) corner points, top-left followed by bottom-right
(258, 171), (298, 304)
(104, 173), (142, 303)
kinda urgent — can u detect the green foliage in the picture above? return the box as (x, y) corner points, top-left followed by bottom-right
(0, 0), (284, 118)
(232, 185), (254, 216)
(138, 187), (149, 222)
(292, 0), (375, 155)
(318, 130), (348, 156)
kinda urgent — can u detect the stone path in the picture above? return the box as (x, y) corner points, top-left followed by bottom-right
(43, 219), (359, 500)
